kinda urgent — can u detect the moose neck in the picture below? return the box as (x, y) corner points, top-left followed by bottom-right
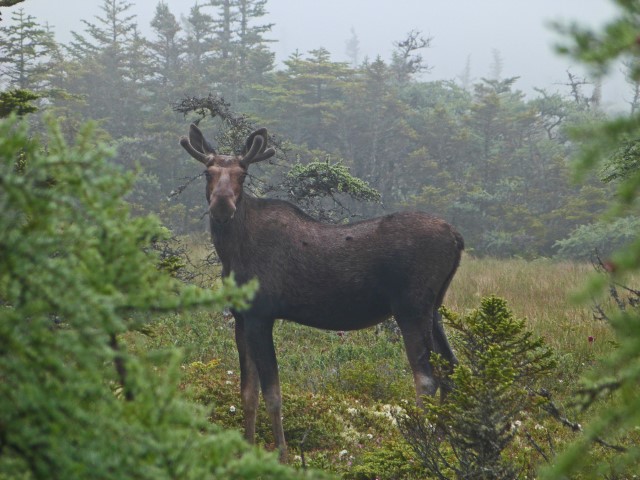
(209, 192), (252, 271)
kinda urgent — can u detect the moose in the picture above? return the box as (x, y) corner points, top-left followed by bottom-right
(180, 124), (464, 461)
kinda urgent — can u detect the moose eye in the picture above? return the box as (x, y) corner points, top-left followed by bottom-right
(204, 171), (212, 180)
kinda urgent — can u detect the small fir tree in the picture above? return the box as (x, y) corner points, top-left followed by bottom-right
(0, 8), (58, 90)
(398, 296), (556, 480)
(0, 115), (322, 479)
(541, 1), (640, 476)
(0, 87), (38, 116)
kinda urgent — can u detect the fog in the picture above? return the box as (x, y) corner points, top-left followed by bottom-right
(9, 0), (626, 106)
(1, 0), (629, 258)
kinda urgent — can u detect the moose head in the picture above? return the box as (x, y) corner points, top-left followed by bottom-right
(179, 124), (275, 224)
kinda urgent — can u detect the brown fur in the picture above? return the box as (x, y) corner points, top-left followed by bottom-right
(180, 124), (464, 461)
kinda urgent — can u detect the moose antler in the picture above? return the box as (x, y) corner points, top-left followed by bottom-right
(180, 124), (215, 165)
(179, 136), (208, 164)
(240, 128), (276, 168)
(189, 123), (217, 155)
(180, 124), (275, 167)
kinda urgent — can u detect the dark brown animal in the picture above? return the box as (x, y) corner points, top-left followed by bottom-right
(180, 124), (464, 461)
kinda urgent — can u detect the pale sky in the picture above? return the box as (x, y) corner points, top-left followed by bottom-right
(5, 0), (628, 109)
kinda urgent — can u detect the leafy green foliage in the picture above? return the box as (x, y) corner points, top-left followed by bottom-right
(345, 439), (424, 480)
(286, 160), (381, 203)
(0, 0), (24, 8)
(0, 8), (58, 91)
(601, 136), (640, 183)
(542, 3), (640, 475)
(554, 215), (640, 260)
(180, 359), (346, 454)
(398, 296), (556, 480)
(553, 0), (640, 79)
(326, 360), (411, 403)
(0, 88), (38, 117)
(0, 115), (324, 479)
(283, 160), (381, 221)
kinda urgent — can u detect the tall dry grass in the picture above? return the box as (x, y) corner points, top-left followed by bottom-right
(446, 255), (618, 371)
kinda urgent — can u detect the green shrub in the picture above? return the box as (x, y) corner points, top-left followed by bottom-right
(181, 359), (345, 454)
(0, 115), (320, 479)
(554, 216), (640, 260)
(327, 360), (413, 403)
(398, 296), (557, 480)
(345, 438), (425, 480)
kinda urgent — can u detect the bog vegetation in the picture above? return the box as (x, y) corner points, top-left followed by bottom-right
(2, 0), (640, 478)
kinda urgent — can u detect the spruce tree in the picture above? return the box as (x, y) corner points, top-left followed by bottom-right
(0, 114), (321, 479)
(182, 3), (218, 93)
(399, 297), (556, 480)
(0, 8), (58, 91)
(148, 1), (183, 90)
(65, 0), (144, 136)
(541, 2), (640, 476)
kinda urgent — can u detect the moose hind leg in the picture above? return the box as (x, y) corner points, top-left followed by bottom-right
(244, 318), (287, 462)
(234, 315), (260, 444)
(395, 309), (439, 405)
(433, 309), (458, 398)
(433, 309), (457, 364)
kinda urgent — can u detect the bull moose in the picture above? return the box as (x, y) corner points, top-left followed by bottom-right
(179, 124), (464, 461)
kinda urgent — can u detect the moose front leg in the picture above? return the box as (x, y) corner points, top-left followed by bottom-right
(234, 315), (260, 444)
(243, 317), (288, 462)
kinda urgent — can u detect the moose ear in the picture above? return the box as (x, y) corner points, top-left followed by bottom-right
(189, 123), (217, 155)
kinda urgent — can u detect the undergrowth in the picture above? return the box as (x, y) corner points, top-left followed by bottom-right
(122, 253), (637, 478)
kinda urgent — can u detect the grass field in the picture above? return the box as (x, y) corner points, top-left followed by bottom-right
(449, 256), (616, 369)
(127, 252), (633, 478)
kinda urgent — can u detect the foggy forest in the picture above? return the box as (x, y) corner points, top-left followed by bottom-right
(2, 0), (638, 258)
(3, 0), (640, 479)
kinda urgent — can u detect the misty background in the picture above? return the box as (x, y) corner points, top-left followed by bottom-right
(1, 0), (636, 260)
(13, 0), (625, 107)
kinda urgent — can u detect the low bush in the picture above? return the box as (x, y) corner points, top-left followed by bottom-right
(398, 296), (557, 479)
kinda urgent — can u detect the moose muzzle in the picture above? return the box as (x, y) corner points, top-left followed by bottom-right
(209, 174), (238, 224)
